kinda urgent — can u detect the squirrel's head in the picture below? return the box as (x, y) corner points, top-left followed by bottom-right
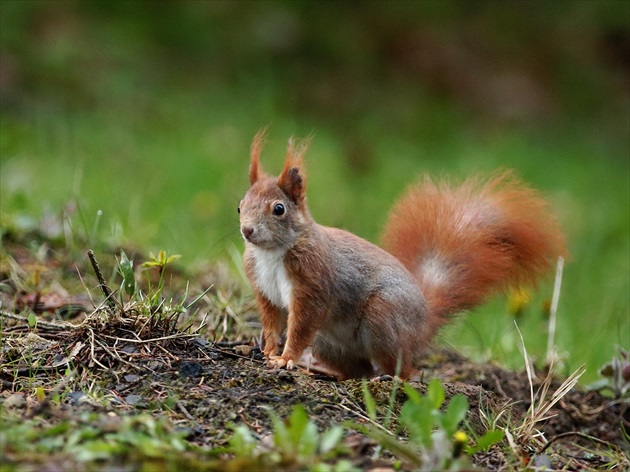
(238, 131), (311, 250)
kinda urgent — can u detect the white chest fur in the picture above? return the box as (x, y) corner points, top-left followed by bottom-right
(251, 247), (293, 309)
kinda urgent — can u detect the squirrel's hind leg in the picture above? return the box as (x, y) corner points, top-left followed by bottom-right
(371, 342), (414, 379)
(312, 338), (375, 380)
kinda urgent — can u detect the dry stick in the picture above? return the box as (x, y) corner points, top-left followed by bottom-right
(87, 249), (116, 311)
(176, 400), (195, 420)
(546, 256), (565, 365)
(537, 431), (624, 456)
(88, 328), (111, 372)
(93, 334), (149, 374)
(0, 310), (71, 329)
(100, 332), (198, 344)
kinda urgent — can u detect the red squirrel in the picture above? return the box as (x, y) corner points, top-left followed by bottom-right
(238, 132), (567, 380)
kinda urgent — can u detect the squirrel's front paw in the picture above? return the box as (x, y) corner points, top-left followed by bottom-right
(267, 355), (295, 370)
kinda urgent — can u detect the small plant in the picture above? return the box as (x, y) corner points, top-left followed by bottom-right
(514, 323), (586, 447)
(228, 404), (350, 471)
(587, 347), (630, 398)
(117, 249), (137, 301)
(348, 379), (503, 470)
(141, 250), (181, 305)
(1, 408), (217, 469)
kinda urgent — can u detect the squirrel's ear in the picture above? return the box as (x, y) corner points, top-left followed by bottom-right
(278, 138), (309, 205)
(249, 130), (267, 185)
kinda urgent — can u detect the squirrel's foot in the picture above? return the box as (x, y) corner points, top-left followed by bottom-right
(263, 349), (278, 359)
(371, 374), (395, 382)
(267, 355), (295, 370)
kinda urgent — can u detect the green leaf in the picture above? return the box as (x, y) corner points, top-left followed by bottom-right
(287, 405), (310, 447)
(400, 397), (433, 448)
(332, 460), (357, 472)
(73, 439), (125, 461)
(299, 421), (319, 459)
(118, 250), (137, 297)
(319, 426), (344, 455)
(348, 421), (422, 467)
(27, 312), (37, 328)
(40, 422), (71, 437)
(440, 394), (468, 435)
(402, 383), (422, 405)
(165, 254), (181, 264)
(362, 380), (377, 421)
(426, 378), (445, 410)
(267, 408), (290, 454)
(466, 429), (504, 455)
(309, 463), (332, 472)
(229, 425), (257, 456)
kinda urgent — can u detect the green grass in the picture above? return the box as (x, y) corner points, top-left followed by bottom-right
(2, 90), (627, 384)
(1, 1), (628, 384)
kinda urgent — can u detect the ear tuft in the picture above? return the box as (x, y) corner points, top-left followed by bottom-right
(278, 137), (310, 204)
(249, 129), (268, 185)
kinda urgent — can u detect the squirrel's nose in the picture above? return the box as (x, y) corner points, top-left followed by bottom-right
(241, 226), (254, 241)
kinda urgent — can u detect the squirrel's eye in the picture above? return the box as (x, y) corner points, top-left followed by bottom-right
(237, 206), (240, 214)
(272, 203), (285, 216)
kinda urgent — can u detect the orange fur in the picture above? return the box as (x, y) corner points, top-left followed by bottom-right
(381, 172), (567, 340)
(249, 129), (268, 184)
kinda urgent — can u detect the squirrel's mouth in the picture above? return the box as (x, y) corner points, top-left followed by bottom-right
(241, 230), (264, 247)
(241, 225), (288, 250)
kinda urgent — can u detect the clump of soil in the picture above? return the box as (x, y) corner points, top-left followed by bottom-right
(1, 230), (628, 470)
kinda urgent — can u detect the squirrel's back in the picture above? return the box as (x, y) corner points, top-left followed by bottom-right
(381, 171), (567, 340)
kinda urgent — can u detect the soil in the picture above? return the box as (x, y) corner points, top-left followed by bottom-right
(1, 230), (628, 471)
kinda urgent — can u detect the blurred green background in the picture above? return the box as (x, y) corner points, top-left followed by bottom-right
(1, 0), (628, 382)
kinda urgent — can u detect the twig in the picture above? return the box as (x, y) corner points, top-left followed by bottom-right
(151, 341), (180, 362)
(335, 401), (392, 434)
(192, 311), (211, 334)
(100, 332), (198, 344)
(515, 321), (535, 426)
(52, 341), (85, 367)
(215, 339), (255, 347)
(116, 374), (148, 394)
(87, 249), (116, 311)
(92, 335), (147, 374)
(537, 431), (624, 455)
(332, 384), (393, 436)
(0, 310), (74, 330)
(88, 328), (112, 372)
(177, 400), (195, 420)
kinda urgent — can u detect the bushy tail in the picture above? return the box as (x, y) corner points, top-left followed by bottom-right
(381, 171), (567, 339)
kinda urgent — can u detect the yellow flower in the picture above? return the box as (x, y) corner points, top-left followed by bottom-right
(453, 430), (468, 458)
(507, 287), (532, 317)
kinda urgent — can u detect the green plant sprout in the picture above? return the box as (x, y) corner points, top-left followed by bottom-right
(228, 404), (350, 471)
(117, 250), (137, 300)
(588, 347), (630, 398)
(141, 250), (181, 306)
(348, 379), (503, 470)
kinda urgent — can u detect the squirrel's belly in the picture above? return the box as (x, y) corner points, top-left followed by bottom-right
(251, 246), (293, 309)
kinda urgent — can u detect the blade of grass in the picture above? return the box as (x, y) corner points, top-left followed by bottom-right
(546, 256), (565, 365)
